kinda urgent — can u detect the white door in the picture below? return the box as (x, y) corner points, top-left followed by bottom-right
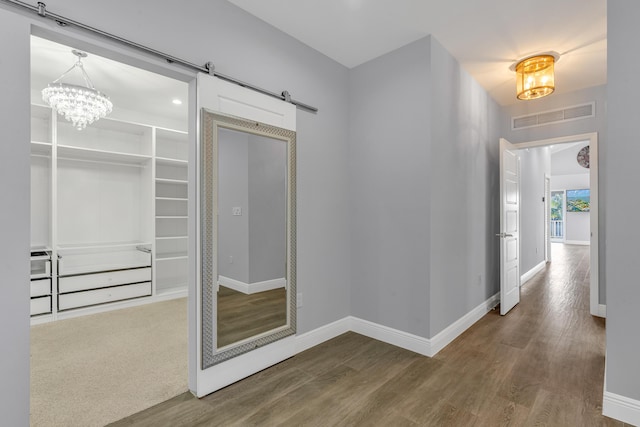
(499, 138), (520, 315)
(191, 73), (296, 397)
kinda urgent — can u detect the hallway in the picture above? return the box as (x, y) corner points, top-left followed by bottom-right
(113, 244), (623, 426)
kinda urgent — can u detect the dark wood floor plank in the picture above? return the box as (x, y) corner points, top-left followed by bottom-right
(114, 244), (623, 426)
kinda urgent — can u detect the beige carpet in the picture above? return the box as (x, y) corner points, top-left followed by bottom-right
(30, 298), (188, 427)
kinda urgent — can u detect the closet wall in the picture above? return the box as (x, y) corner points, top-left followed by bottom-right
(30, 103), (188, 322)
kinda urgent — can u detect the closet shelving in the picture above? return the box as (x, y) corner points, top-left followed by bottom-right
(30, 104), (189, 323)
(154, 128), (189, 296)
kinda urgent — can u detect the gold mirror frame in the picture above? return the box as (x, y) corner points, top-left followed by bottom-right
(200, 109), (296, 368)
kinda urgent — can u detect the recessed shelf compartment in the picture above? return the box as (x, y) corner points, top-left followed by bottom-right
(156, 180), (188, 199)
(156, 128), (188, 161)
(155, 257), (187, 293)
(156, 163), (187, 181)
(156, 198), (188, 217)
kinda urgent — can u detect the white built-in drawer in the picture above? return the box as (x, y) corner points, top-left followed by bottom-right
(58, 282), (151, 311)
(31, 278), (51, 297)
(31, 296), (51, 316)
(58, 268), (151, 293)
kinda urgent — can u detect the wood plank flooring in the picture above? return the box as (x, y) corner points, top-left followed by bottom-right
(112, 244), (626, 426)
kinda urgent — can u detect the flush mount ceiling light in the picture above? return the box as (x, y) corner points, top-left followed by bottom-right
(42, 50), (113, 130)
(512, 52), (560, 101)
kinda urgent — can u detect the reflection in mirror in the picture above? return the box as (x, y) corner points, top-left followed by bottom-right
(217, 128), (287, 348)
(201, 110), (296, 368)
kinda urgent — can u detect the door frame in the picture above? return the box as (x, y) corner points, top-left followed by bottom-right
(544, 175), (551, 262)
(507, 132), (601, 317)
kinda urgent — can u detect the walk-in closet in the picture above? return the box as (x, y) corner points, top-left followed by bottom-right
(29, 35), (190, 425)
(29, 36), (189, 322)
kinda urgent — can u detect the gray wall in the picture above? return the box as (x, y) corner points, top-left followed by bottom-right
(218, 128), (250, 283)
(349, 36), (501, 338)
(349, 38), (432, 337)
(606, 0), (640, 403)
(0, 10), (31, 426)
(518, 147), (550, 275)
(502, 84), (606, 304)
(428, 37), (501, 336)
(248, 134), (287, 283)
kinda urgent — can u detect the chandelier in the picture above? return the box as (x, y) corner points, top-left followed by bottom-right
(42, 50), (113, 130)
(513, 53), (559, 101)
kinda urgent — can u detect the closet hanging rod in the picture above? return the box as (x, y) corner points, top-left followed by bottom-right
(2, 0), (319, 113)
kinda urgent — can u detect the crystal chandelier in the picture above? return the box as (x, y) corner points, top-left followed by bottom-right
(42, 50), (113, 130)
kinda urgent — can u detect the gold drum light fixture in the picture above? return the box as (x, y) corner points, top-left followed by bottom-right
(514, 53), (558, 101)
(42, 50), (113, 130)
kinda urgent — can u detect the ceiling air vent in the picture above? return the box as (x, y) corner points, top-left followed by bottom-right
(512, 102), (595, 130)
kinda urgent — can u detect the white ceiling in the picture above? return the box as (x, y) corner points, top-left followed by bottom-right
(227, 0), (607, 106)
(31, 36), (188, 130)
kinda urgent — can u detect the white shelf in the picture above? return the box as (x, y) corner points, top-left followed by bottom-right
(156, 252), (188, 261)
(57, 145), (152, 166)
(156, 216), (188, 219)
(155, 236), (188, 241)
(156, 157), (188, 166)
(31, 141), (52, 156)
(156, 178), (187, 184)
(156, 197), (188, 201)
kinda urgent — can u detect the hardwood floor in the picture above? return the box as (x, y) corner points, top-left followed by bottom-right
(112, 244), (626, 426)
(218, 286), (287, 348)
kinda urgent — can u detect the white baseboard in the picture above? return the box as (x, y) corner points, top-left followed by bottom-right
(521, 261), (546, 285)
(295, 317), (351, 353)
(603, 391), (640, 425)
(565, 240), (590, 246)
(429, 292), (500, 356)
(350, 317), (431, 356)
(294, 293), (500, 359)
(218, 275), (286, 295)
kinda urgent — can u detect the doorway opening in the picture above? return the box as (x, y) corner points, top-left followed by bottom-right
(29, 34), (191, 425)
(501, 132), (600, 317)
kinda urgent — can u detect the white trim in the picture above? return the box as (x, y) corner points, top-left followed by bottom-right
(598, 304), (607, 318)
(298, 292), (501, 362)
(429, 292), (500, 355)
(295, 317), (351, 354)
(521, 261), (546, 285)
(350, 317), (431, 357)
(218, 275), (286, 295)
(564, 240), (590, 246)
(603, 391), (640, 425)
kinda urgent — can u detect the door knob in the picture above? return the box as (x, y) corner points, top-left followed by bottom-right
(495, 232), (514, 238)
